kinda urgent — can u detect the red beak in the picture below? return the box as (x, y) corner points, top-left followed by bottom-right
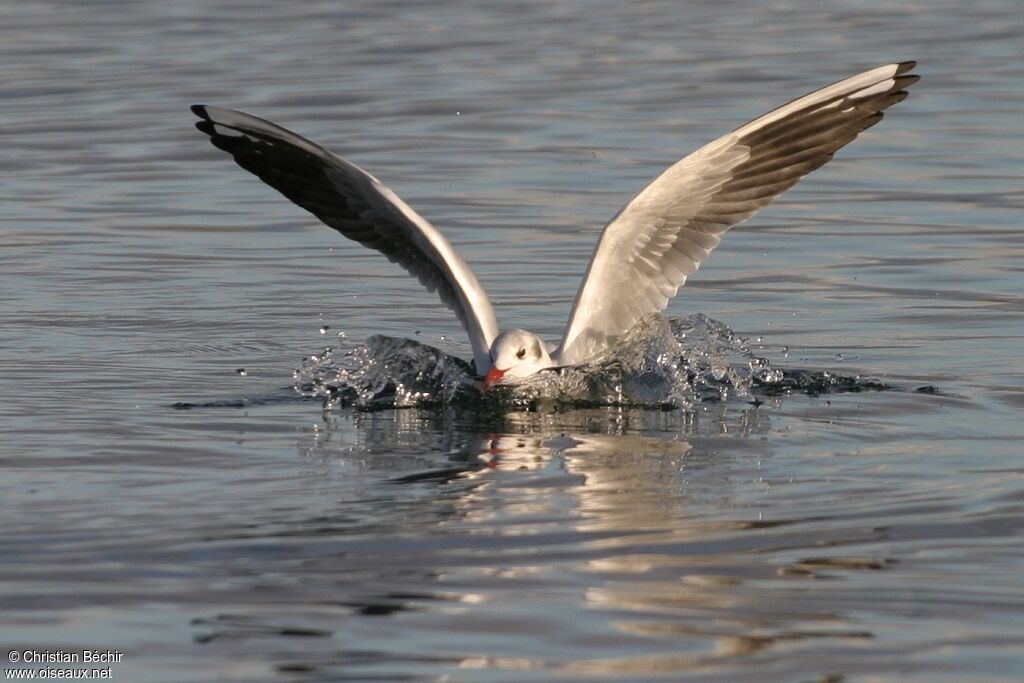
(483, 366), (506, 391)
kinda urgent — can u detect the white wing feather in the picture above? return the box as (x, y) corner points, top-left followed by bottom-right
(555, 62), (918, 366)
(192, 105), (499, 372)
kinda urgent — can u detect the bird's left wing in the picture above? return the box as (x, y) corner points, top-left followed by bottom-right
(192, 105), (499, 372)
(555, 62), (918, 366)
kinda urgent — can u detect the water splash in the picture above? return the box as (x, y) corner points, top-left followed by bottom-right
(293, 335), (478, 410)
(291, 314), (862, 411)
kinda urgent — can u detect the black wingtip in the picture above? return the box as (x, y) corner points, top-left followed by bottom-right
(894, 74), (921, 90)
(895, 60), (917, 74)
(191, 104), (209, 119)
(194, 119), (216, 136)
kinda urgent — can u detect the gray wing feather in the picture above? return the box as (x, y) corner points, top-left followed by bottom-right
(192, 105), (499, 372)
(556, 62), (919, 365)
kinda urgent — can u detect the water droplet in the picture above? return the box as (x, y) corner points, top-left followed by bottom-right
(834, 353), (844, 362)
(455, 111), (461, 116)
(439, 335), (447, 342)
(782, 346), (789, 358)
(756, 336), (763, 343)
(337, 331), (347, 341)
(236, 368), (247, 376)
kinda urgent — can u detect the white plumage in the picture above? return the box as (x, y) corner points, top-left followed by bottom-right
(193, 62), (918, 386)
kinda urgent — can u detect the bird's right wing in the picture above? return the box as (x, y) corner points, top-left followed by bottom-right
(556, 62), (918, 366)
(192, 105), (499, 373)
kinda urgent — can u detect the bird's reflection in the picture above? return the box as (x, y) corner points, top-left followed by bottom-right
(268, 400), (877, 678)
(299, 400), (775, 475)
(297, 402), (776, 538)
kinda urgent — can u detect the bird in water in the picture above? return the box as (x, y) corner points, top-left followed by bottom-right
(192, 62), (918, 389)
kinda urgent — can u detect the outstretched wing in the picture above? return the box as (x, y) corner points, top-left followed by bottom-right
(192, 105), (499, 373)
(555, 62), (919, 366)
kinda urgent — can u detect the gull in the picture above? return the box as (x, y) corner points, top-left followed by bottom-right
(192, 61), (918, 389)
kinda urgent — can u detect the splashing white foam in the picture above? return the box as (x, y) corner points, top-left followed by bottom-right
(293, 314), (788, 410)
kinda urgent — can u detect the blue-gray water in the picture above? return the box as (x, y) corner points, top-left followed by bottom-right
(3, 1), (1023, 681)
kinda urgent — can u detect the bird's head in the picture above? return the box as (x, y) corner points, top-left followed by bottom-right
(483, 329), (552, 390)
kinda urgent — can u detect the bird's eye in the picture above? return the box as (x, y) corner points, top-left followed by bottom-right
(516, 347), (527, 359)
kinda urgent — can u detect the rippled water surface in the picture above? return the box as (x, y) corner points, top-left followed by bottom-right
(3, 1), (1023, 681)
